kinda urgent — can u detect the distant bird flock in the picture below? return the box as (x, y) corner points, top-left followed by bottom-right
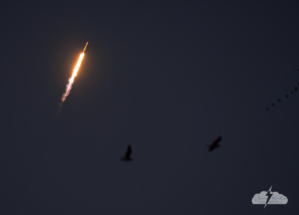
(266, 79), (299, 111)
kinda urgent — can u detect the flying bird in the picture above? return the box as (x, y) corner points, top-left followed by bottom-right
(285, 94), (289, 98)
(277, 98), (281, 103)
(208, 136), (222, 152)
(291, 90), (294, 94)
(294, 86), (298, 92)
(271, 103), (275, 107)
(121, 145), (133, 161)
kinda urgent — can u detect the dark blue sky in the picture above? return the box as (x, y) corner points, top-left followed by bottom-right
(1, 0), (299, 214)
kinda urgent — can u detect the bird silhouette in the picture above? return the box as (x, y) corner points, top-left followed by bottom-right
(271, 103), (275, 107)
(121, 145), (133, 161)
(285, 94), (289, 98)
(294, 86), (298, 92)
(277, 98), (281, 103)
(291, 90), (294, 94)
(208, 136), (222, 152)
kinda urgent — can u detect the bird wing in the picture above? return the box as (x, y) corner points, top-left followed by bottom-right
(125, 145), (132, 158)
(213, 136), (222, 145)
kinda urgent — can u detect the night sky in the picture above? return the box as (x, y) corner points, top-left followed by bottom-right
(1, 1), (299, 214)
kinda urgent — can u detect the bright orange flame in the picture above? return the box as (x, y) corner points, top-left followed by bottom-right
(61, 52), (85, 102)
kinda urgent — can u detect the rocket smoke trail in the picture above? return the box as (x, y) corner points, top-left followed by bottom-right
(57, 42), (88, 116)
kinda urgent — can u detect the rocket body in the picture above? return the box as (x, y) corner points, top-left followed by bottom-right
(83, 42), (88, 52)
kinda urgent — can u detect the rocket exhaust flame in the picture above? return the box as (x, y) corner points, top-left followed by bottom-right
(56, 42), (88, 116)
(61, 52), (84, 102)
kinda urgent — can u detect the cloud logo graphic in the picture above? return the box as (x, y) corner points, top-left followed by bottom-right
(252, 188), (288, 207)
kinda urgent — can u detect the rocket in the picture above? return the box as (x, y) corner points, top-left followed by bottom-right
(83, 42), (88, 52)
